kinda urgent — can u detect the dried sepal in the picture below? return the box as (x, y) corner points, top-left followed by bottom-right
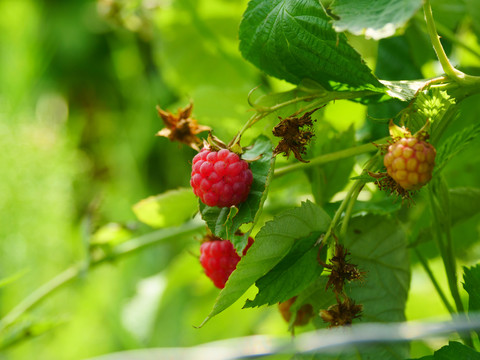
(370, 171), (415, 203)
(320, 297), (363, 327)
(155, 102), (210, 151)
(272, 108), (320, 163)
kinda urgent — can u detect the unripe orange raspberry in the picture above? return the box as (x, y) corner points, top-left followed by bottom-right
(383, 137), (436, 190)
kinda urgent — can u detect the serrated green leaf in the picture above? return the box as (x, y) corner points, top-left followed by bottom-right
(132, 188), (197, 228)
(244, 231), (325, 308)
(435, 123), (480, 175)
(409, 341), (480, 360)
(331, 0), (423, 40)
(200, 135), (274, 253)
(239, 0), (385, 92)
(198, 201), (331, 326)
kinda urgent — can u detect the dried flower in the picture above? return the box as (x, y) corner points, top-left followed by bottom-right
(272, 108), (320, 163)
(320, 297), (363, 327)
(156, 102), (210, 151)
(322, 243), (364, 295)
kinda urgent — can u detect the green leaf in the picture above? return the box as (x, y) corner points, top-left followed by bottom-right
(200, 135), (274, 253)
(435, 123), (480, 175)
(380, 79), (430, 102)
(463, 265), (480, 313)
(244, 231), (325, 308)
(132, 188), (198, 228)
(239, 0), (385, 92)
(90, 223), (132, 246)
(199, 201), (331, 326)
(346, 215), (410, 322)
(409, 341), (480, 360)
(330, 0), (423, 40)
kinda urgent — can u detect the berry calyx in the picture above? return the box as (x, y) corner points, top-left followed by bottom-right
(278, 297), (314, 327)
(383, 136), (436, 190)
(190, 148), (254, 207)
(199, 236), (254, 289)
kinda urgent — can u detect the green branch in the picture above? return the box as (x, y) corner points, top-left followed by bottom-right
(0, 221), (205, 337)
(274, 138), (386, 178)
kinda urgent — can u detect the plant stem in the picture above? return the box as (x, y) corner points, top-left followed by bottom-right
(323, 156), (380, 245)
(0, 221), (204, 333)
(423, 0), (464, 81)
(413, 248), (455, 314)
(274, 138), (387, 178)
(339, 182), (364, 239)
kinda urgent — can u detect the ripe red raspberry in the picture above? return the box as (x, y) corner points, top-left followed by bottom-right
(383, 137), (436, 190)
(190, 148), (253, 207)
(278, 297), (314, 326)
(199, 236), (254, 289)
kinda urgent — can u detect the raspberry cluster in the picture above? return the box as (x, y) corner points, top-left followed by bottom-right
(199, 236), (254, 289)
(191, 148), (253, 207)
(384, 137), (436, 190)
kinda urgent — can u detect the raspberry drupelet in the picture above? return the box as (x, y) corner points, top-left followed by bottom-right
(384, 137), (436, 190)
(199, 237), (254, 289)
(190, 148), (253, 207)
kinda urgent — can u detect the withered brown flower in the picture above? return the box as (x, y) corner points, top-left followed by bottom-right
(320, 297), (363, 327)
(322, 243), (364, 295)
(272, 108), (320, 163)
(156, 102), (210, 151)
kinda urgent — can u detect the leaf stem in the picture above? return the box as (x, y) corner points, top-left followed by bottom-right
(0, 221), (204, 335)
(413, 248), (455, 314)
(274, 138), (387, 178)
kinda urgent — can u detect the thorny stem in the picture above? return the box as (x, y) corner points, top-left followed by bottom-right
(423, 0), (464, 81)
(0, 221), (204, 336)
(413, 248), (455, 314)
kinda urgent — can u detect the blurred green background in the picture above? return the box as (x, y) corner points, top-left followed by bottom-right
(1, 0), (480, 359)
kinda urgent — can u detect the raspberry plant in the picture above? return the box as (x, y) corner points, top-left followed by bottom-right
(3, 0), (480, 359)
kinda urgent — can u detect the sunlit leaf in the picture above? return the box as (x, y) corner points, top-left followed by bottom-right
(331, 0), (423, 40)
(132, 188), (198, 228)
